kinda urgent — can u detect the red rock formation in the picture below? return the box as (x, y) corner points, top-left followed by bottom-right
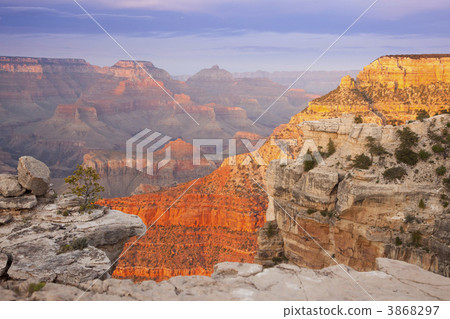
(100, 162), (267, 281)
(113, 225), (258, 282)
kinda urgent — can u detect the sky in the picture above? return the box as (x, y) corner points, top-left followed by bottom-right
(0, 0), (449, 74)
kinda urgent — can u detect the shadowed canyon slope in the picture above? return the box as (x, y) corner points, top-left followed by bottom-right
(102, 54), (450, 281)
(0, 57), (315, 191)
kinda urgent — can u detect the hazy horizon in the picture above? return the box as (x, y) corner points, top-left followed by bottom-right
(1, 0), (449, 74)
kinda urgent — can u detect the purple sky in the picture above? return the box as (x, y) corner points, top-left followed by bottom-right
(1, 0), (449, 74)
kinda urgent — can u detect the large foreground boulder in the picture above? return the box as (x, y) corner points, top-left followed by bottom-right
(0, 174), (25, 197)
(17, 156), (50, 196)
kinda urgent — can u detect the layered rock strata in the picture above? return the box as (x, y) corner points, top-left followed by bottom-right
(258, 114), (450, 277)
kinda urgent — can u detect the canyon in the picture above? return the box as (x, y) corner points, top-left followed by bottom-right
(0, 56), (316, 195)
(102, 54), (450, 282)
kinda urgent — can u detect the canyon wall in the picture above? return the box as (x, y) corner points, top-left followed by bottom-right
(100, 163), (267, 281)
(305, 54), (450, 125)
(258, 115), (450, 277)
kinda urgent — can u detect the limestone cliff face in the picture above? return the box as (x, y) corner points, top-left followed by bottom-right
(305, 54), (450, 125)
(259, 114), (450, 277)
(358, 54), (450, 89)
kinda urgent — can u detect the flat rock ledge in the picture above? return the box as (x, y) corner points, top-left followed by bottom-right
(0, 193), (146, 287)
(1, 258), (449, 301)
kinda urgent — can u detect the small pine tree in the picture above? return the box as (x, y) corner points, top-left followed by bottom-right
(64, 165), (105, 213)
(418, 199), (426, 209)
(411, 231), (421, 248)
(326, 138), (336, 157)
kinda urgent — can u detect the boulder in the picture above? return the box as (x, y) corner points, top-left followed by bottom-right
(0, 194), (37, 210)
(17, 156), (50, 196)
(0, 174), (25, 197)
(0, 251), (12, 279)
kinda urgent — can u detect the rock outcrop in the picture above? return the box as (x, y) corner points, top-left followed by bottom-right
(0, 156), (145, 285)
(304, 54), (450, 125)
(1, 259), (449, 301)
(259, 114), (450, 277)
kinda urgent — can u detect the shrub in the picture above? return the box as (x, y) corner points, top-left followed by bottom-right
(416, 109), (430, 121)
(58, 237), (89, 254)
(306, 208), (316, 215)
(418, 149), (431, 161)
(383, 166), (407, 181)
(395, 147), (418, 166)
(365, 136), (388, 158)
(411, 231), (421, 248)
(71, 237), (88, 250)
(404, 214), (416, 224)
(445, 177), (450, 189)
(354, 115), (363, 124)
(395, 237), (402, 246)
(397, 127), (419, 148)
(352, 154), (372, 169)
(64, 165), (105, 213)
(28, 282), (46, 295)
(436, 166), (447, 176)
(320, 210), (328, 217)
(266, 223), (277, 238)
(304, 159), (316, 172)
(431, 143), (445, 154)
(326, 138), (336, 157)
(418, 199), (426, 209)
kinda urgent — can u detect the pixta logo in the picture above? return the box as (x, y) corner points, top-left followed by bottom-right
(126, 129), (325, 176)
(126, 129), (172, 176)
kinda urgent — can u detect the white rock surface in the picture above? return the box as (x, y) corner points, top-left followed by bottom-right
(0, 195), (145, 284)
(1, 258), (449, 301)
(0, 194), (37, 210)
